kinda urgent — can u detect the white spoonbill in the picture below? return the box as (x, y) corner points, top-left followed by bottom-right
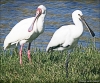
(46, 10), (95, 52)
(3, 5), (46, 64)
(46, 10), (95, 77)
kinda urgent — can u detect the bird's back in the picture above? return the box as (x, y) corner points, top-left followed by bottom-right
(46, 25), (71, 51)
(46, 25), (82, 51)
(3, 17), (35, 49)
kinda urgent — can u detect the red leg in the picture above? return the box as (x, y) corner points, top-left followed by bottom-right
(19, 44), (23, 65)
(27, 43), (31, 63)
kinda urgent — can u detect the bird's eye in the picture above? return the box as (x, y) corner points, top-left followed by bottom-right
(78, 14), (81, 16)
(43, 10), (46, 14)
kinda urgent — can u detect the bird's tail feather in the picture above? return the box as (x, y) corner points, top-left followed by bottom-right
(3, 43), (9, 50)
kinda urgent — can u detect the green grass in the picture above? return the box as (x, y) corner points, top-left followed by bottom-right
(0, 45), (100, 83)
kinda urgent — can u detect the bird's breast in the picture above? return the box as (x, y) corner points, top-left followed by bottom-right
(27, 31), (40, 42)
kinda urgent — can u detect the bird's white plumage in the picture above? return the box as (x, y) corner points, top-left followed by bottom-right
(46, 10), (84, 51)
(4, 5), (46, 50)
(46, 10), (94, 78)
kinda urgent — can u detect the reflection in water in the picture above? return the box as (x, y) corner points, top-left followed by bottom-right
(0, 0), (100, 50)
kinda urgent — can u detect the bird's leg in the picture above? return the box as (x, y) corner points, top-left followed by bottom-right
(66, 53), (70, 78)
(19, 44), (23, 65)
(14, 46), (18, 55)
(27, 43), (31, 63)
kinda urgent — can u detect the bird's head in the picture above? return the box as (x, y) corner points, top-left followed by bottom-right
(36, 5), (46, 17)
(72, 10), (95, 37)
(28, 5), (46, 32)
(35, 5), (46, 20)
(72, 10), (83, 19)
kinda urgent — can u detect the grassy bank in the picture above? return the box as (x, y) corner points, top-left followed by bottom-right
(0, 45), (100, 83)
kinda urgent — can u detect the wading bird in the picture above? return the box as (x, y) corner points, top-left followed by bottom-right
(3, 5), (46, 64)
(46, 10), (95, 77)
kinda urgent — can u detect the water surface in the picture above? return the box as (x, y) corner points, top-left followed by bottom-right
(0, 0), (100, 50)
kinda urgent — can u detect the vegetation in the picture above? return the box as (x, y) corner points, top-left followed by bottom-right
(0, 44), (100, 83)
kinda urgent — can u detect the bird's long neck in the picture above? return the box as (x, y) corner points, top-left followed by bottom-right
(36, 14), (46, 33)
(73, 17), (83, 36)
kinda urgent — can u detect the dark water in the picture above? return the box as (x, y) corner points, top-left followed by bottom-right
(0, 0), (100, 50)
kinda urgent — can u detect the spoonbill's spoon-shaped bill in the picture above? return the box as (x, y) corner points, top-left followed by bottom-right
(28, 8), (42, 32)
(79, 14), (95, 37)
